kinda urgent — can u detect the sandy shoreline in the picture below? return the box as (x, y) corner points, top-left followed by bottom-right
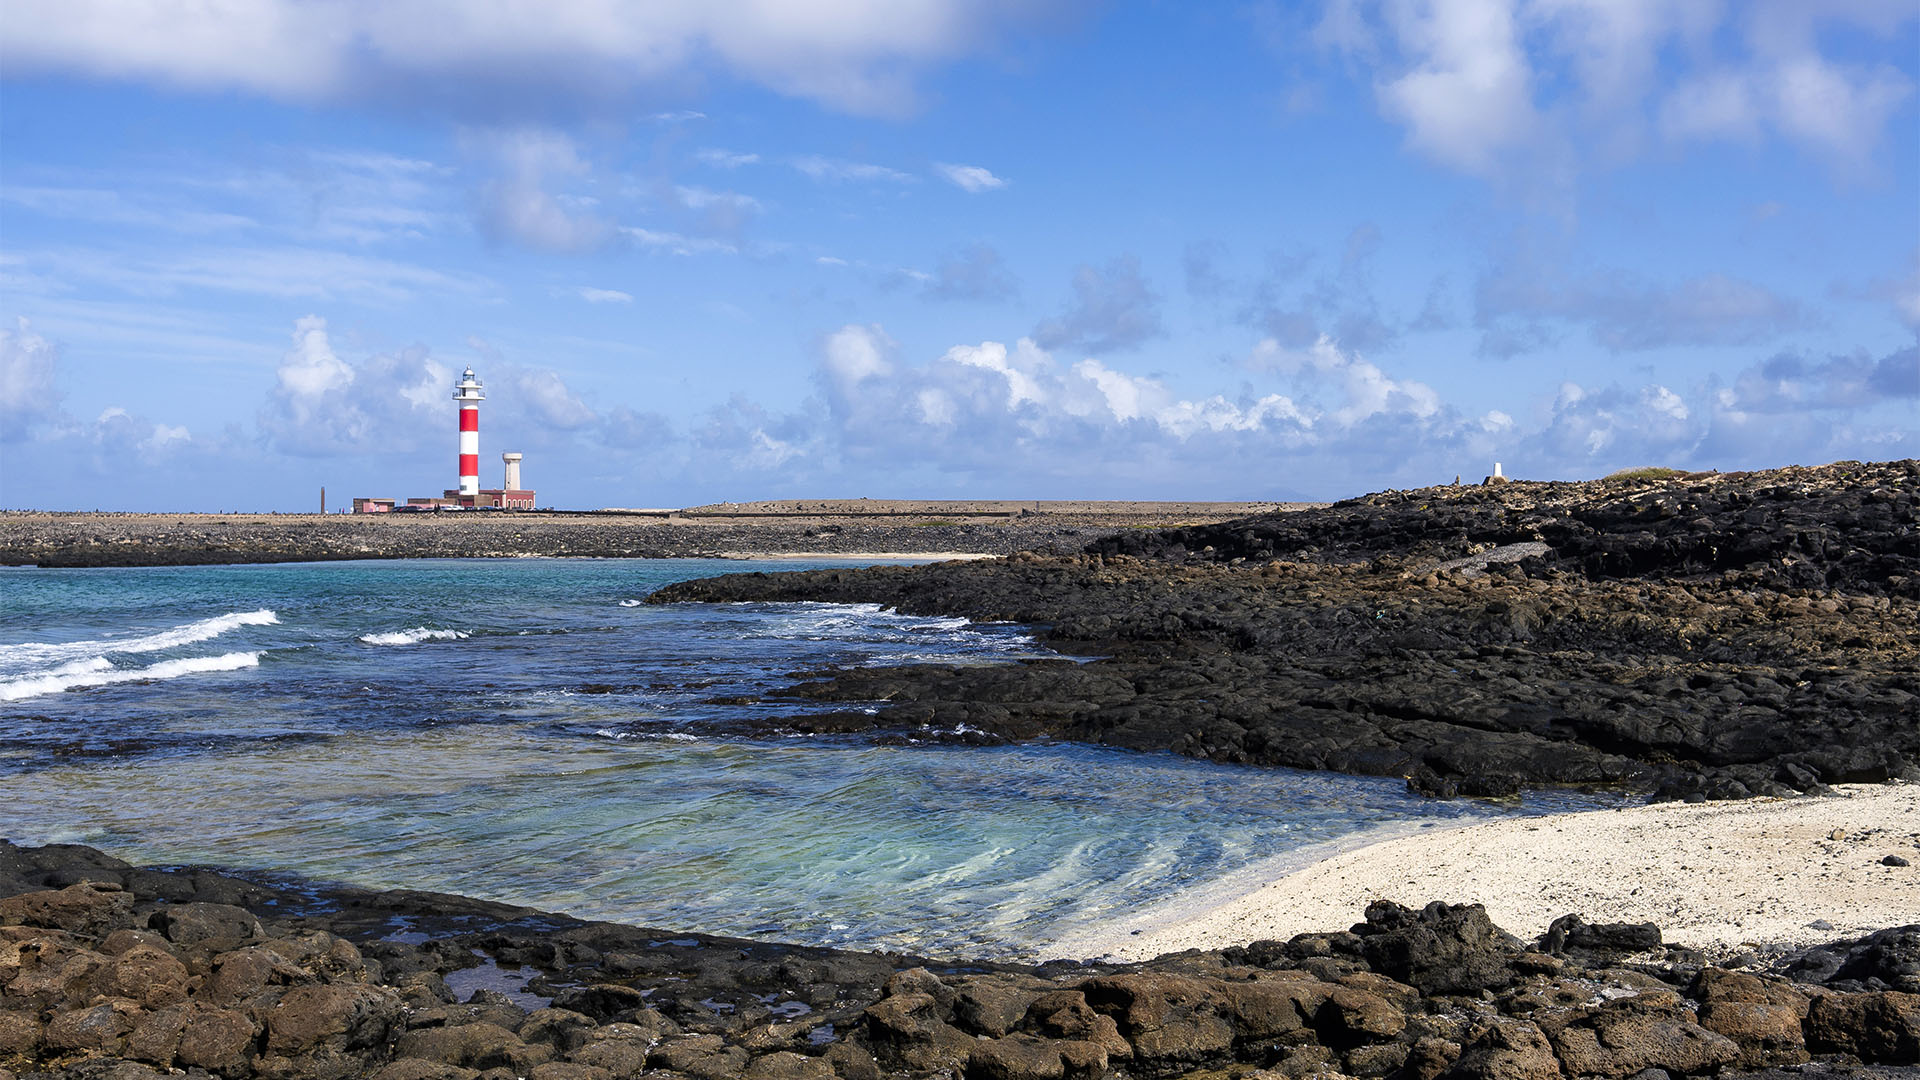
(1057, 782), (1920, 962)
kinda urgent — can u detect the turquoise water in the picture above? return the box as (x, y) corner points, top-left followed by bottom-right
(0, 558), (1599, 958)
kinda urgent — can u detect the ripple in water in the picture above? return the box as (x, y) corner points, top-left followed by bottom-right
(0, 559), (1613, 959)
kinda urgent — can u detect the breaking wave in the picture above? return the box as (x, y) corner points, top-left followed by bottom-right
(0, 651), (263, 702)
(358, 628), (471, 646)
(0, 610), (278, 673)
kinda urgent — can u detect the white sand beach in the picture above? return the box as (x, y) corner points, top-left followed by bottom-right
(1059, 782), (1920, 962)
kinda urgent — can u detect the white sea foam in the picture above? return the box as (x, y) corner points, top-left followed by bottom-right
(358, 628), (470, 646)
(618, 599), (644, 607)
(0, 651), (262, 702)
(0, 610), (278, 673)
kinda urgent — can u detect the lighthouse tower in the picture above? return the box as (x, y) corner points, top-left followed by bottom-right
(453, 367), (485, 498)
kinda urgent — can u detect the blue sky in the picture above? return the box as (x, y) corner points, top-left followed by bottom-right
(2, 1), (1915, 510)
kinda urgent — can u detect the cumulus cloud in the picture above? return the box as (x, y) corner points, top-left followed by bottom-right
(924, 245), (1019, 303)
(1, 1), (1075, 117)
(260, 316), (604, 467)
(1372, 0), (1541, 175)
(933, 163), (1006, 192)
(1476, 263), (1805, 356)
(1318, 0), (1916, 179)
(508, 369), (598, 430)
(262, 316), (447, 456)
(1032, 257), (1164, 354)
(1235, 227), (1399, 353)
(1720, 346), (1920, 414)
(1, 318), (65, 442)
(471, 129), (610, 253)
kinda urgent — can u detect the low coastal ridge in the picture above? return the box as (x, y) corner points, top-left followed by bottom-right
(0, 501), (1311, 568)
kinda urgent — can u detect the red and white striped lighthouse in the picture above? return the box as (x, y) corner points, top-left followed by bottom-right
(453, 367), (485, 498)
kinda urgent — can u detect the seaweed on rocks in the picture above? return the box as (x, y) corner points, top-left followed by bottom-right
(647, 461), (1920, 802)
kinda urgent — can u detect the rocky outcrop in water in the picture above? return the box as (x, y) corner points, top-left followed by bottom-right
(647, 461), (1920, 801)
(4, 842), (1916, 1080)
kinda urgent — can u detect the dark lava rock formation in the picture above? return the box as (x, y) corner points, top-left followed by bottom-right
(648, 461), (1920, 802)
(5, 841), (1918, 1080)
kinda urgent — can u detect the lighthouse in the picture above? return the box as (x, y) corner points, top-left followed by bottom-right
(453, 367), (485, 498)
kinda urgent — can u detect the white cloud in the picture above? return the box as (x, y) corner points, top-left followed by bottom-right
(1321, 0), (1917, 179)
(576, 287), (633, 304)
(470, 128), (610, 253)
(0, 317), (64, 440)
(790, 155), (914, 184)
(276, 315), (355, 400)
(695, 148), (760, 168)
(1475, 262), (1805, 355)
(673, 186), (762, 213)
(1372, 0), (1539, 175)
(16, 246), (491, 303)
(1, 186), (256, 234)
(934, 162), (1006, 192)
(510, 369), (598, 430)
(0, 2), (1072, 116)
(1032, 257), (1163, 354)
(620, 227), (737, 256)
(822, 324), (895, 386)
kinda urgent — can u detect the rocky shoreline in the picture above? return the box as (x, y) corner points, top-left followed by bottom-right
(646, 460), (1919, 803)
(6, 460), (1918, 1077)
(3, 840), (1916, 1080)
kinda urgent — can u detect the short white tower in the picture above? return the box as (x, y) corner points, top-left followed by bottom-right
(503, 452), (523, 491)
(453, 367), (485, 498)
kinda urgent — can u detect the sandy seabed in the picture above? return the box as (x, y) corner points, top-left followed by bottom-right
(1058, 782), (1920, 963)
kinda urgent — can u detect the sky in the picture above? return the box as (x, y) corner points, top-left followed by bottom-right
(1, 0), (1916, 510)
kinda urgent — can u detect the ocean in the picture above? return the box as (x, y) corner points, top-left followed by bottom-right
(1, 557), (1600, 959)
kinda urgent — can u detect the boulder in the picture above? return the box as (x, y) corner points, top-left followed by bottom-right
(1314, 984), (1407, 1045)
(742, 1050), (837, 1080)
(150, 902), (264, 947)
(393, 1021), (527, 1070)
(1688, 968), (1810, 1067)
(43, 999), (142, 1055)
(551, 982), (650, 1022)
(1539, 914), (1662, 962)
(95, 944), (191, 1009)
(1538, 991), (1740, 1078)
(1442, 1018), (1561, 1080)
(264, 982), (404, 1057)
(175, 1004), (262, 1073)
(1802, 989), (1920, 1064)
(1078, 973), (1232, 1065)
(1355, 901), (1518, 995)
(968, 1032), (1078, 1080)
(123, 1003), (188, 1068)
(0, 1010), (42, 1058)
(0, 882), (135, 936)
(647, 1033), (750, 1080)
(954, 977), (1043, 1037)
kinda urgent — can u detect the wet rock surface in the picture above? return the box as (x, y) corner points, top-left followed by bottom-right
(647, 461), (1920, 801)
(4, 842), (1916, 1080)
